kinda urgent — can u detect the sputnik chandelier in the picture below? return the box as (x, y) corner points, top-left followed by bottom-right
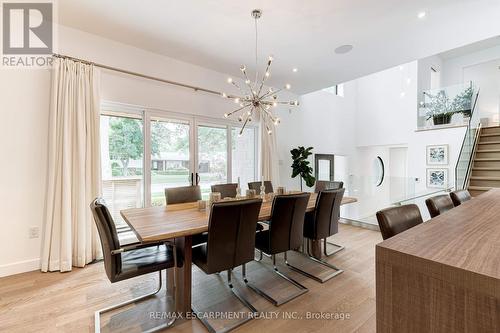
(222, 9), (299, 135)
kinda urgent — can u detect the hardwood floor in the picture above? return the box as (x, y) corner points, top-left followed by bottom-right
(0, 224), (381, 333)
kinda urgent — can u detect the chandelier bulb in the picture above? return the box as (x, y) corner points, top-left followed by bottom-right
(238, 132), (243, 137)
(240, 65), (246, 72)
(265, 105), (271, 110)
(285, 84), (291, 90)
(227, 77), (233, 84)
(245, 79), (251, 85)
(221, 92), (227, 98)
(247, 110), (251, 116)
(223, 113), (229, 118)
(265, 71), (270, 77)
(268, 55), (274, 62)
(240, 103), (244, 107)
(273, 102), (278, 107)
(274, 118), (280, 125)
(234, 98), (240, 103)
(267, 129), (272, 135)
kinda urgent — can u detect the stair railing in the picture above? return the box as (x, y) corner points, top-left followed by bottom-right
(455, 88), (480, 190)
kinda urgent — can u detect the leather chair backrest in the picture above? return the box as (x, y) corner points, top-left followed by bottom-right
(311, 188), (345, 240)
(90, 198), (121, 281)
(425, 194), (455, 218)
(450, 189), (472, 207)
(248, 181), (274, 194)
(376, 204), (423, 240)
(165, 185), (202, 205)
(269, 193), (310, 253)
(314, 181), (344, 193)
(205, 199), (263, 273)
(211, 183), (238, 199)
(377, 204), (424, 239)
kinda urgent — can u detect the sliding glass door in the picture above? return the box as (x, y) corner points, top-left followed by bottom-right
(150, 117), (192, 206)
(197, 124), (228, 199)
(100, 112), (144, 226)
(100, 103), (258, 208)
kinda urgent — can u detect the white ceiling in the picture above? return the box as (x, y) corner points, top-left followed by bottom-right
(57, 0), (500, 94)
(438, 36), (500, 60)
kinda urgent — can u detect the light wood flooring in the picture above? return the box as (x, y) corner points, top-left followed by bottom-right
(0, 224), (382, 333)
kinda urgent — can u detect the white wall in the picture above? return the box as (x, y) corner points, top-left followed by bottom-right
(439, 45), (500, 125)
(0, 25), (294, 277)
(278, 60), (467, 224)
(277, 82), (357, 191)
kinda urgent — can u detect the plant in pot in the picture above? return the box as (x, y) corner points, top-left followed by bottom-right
(424, 85), (474, 126)
(290, 146), (316, 191)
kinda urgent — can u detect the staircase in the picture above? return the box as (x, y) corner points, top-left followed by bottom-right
(469, 126), (500, 196)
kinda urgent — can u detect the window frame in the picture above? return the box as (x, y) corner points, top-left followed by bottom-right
(100, 101), (259, 207)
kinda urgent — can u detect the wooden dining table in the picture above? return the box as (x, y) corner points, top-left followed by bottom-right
(121, 192), (357, 314)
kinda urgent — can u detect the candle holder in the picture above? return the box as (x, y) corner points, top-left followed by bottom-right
(260, 185), (266, 199)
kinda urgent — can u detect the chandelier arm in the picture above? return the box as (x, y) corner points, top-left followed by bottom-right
(225, 103), (252, 117)
(260, 87), (284, 100)
(263, 108), (277, 123)
(240, 115), (250, 134)
(241, 69), (256, 98)
(257, 59), (272, 96)
(258, 105), (273, 134)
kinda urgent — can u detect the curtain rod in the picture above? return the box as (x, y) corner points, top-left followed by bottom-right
(52, 53), (222, 96)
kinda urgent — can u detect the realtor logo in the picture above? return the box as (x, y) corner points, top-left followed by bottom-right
(2, 2), (53, 54)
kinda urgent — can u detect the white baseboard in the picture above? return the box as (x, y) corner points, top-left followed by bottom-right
(0, 258), (40, 278)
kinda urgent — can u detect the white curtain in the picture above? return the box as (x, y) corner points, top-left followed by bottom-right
(41, 58), (102, 272)
(260, 123), (280, 183)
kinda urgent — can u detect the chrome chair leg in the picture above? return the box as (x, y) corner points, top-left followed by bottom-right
(254, 249), (270, 262)
(323, 238), (344, 256)
(192, 268), (258, 333)
(245, 254), (308, 306)
(95, 265), (176, 333)
(287, 239), (343, 283)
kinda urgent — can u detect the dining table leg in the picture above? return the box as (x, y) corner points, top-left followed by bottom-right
(309, 239), (322, 259)
(172, 235), (193, 315)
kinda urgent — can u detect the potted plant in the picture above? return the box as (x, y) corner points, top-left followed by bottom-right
(290, 146), (316, 191)
(424, 85), (474, 125)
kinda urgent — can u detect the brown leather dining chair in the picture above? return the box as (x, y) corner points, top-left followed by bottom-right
(245, 193), (310, 306)
(90, 198), (177, 333)
(314, 180), (344, 193)
(376, 204), (424, 240)
(165, 185), (207, 245)
(211, 183), (238, 199)
(248, 181), (274, 194)
(450, 189), (472, 207)
(165, 185), (201, 205)
(286, 189), (345, 283)
(191, 198), (263, 333)
(425, 194), (454, 218)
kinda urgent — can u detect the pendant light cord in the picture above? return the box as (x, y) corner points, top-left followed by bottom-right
(254, 16), (258, 90)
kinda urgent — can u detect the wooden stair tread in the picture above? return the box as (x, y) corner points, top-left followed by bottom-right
(471, 167), (500, 170)
(468, 186), (493, 191)
(476, 149), (500, 153)
(480, 133), (500, 137)
(470, 176), (500, 180)
(478, 141), (500, 144)
(474, 158), (500, 161)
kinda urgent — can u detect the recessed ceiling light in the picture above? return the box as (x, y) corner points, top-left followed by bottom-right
(292, 68), (298, 72)
(417, 11), (427, 19)
(334, 45), (353, 54)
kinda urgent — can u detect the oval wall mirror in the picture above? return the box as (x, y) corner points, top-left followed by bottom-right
(372, 156), (385, 187)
